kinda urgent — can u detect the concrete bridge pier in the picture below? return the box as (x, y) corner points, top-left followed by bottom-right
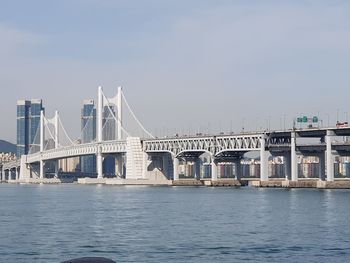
(15, 168), (19, 181)
(260, 136), (269, 181)
(39, 160), (45, 179)
(326, 130), (335, 182)
(291, 132), (298, 181)
(8, 169), (13, 181)
(173, 157), (179, 180)
(211, 158), (218, 181)
(96, 151), (103, 179)
(19, 156), (32, 180)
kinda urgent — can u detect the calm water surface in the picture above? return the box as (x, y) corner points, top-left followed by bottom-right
(0, 184), (350, 263)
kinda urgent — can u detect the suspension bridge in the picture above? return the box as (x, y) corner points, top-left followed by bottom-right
(2, 86), (350, 187)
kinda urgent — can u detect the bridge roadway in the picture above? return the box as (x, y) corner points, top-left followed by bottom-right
(2, 126), (350, 183)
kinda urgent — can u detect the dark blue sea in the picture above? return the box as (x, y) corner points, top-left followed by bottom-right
(0, 184), (350, 263)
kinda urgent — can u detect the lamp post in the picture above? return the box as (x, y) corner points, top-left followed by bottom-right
(337, 109), (339, 123)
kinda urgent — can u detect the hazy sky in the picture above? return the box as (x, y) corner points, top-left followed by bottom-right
(1, 0), (350, 143)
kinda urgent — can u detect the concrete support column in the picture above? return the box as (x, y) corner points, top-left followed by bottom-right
(211, 158), (218, 181)
(260, 136), (269, 181)
(15, 168), (19, 180)
(97, 151), (103, 179)
(284, 154), (291, 180)
(326, 130), (335, 182)
(40, 160), (44, 179)
(194, 158), (201, 180)
(291, 132), (298, 181)
(235, 159), (242, 180)
(116, 154), (124, 178)
(173, 157), (179, 180)
(8, 170), (11, 181)
(319, 153), (326, 181)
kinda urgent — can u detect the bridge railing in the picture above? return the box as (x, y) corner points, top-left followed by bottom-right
(2, 159), (20, 170)
(101, 140), (127, 153)
(25, 140), (127, 163)
(143, 134), (266, 156)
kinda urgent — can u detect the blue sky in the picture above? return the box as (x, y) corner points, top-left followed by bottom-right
(1, 0), (350, 142)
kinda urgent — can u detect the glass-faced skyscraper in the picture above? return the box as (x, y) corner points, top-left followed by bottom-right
(80, 100), (116, 176)
(103, 105), (116, 141)
(17, 100), (31, 157)
(29, 99), (43, 151)
(80, 99), (97, 175)
(16, 99), (44, 157)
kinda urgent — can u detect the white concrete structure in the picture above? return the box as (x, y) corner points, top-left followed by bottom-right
(3, 86), (350, 184)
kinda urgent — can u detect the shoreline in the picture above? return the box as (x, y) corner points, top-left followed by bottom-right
(2, 178), (350, 189)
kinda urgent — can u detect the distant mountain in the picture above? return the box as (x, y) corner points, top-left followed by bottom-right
(0, 140), (16, 154)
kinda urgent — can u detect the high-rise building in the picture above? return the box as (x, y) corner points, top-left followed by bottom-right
(29, 99), (43, 150)
(16, 99), (44, 157)
(103, 105), (116, 141)
(80, 99), (97, 175)
(80, 100), (117, 176)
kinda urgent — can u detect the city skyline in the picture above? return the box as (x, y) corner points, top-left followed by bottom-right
(1, 0), (350, 142)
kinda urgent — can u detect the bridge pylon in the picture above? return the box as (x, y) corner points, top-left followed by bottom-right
(97, 86), (103, 179)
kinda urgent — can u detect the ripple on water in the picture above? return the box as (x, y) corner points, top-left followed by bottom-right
(1, 185), (350, 263)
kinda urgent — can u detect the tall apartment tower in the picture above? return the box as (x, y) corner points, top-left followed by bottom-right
(80, 100), (116, 176)
(16, 99), (44, 157)
(103, 105), (116, 141)
(80, 99), (97, 175)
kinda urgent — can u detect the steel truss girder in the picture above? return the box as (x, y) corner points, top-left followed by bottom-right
(144, 134), (265, 157)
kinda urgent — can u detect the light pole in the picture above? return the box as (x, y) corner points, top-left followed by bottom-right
(337, 109), (339, 123)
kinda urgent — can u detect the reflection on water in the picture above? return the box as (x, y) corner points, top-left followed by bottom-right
(0, 185), (350, 263)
